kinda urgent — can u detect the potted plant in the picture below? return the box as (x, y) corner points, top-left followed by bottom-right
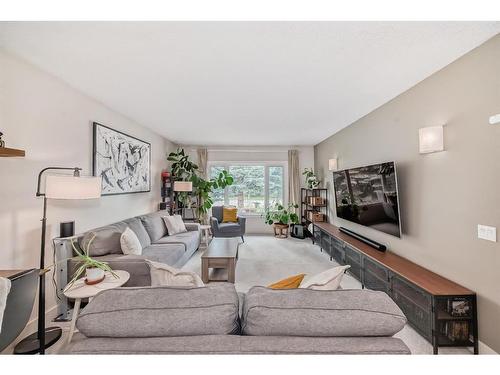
(64, 235), (118, 291)
(167, 148), (234, 223)
(302, 168), (320, 189)
(264, 202), (299, 237)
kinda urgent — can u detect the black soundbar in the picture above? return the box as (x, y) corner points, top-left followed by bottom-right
(339, 227), (387, 252)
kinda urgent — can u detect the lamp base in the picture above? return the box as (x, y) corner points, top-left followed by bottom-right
(13, 326), (62, 354)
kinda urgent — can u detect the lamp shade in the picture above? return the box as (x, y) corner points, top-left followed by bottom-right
(328, 158), (338, 171)
(45, 175), (101, 200)
(419, 125), (444, 154)
(173, 181), (193, 192)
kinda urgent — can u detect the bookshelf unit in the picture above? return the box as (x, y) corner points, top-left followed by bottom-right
(300, 188), (328, 230)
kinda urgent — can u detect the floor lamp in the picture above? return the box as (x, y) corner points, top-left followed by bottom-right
(14, 167), (101, 354)
(173, 181), (193, 219)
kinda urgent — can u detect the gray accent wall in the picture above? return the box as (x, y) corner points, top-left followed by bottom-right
(314, 34), (500, 352)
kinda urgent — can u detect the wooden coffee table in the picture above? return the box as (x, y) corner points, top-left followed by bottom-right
(201, 238), (240, 283)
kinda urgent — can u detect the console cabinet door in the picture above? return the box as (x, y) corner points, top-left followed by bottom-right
(391, 274), (432, 341)
(331, 237), (345, 265)
(344, 245), (362, 282)
(363, 257), (390, 293)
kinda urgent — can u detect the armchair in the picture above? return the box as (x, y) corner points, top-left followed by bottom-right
(210, 206), (246, 242)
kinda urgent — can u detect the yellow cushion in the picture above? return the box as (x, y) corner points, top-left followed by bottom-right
(267, 274), (306, 289)
(222, 207), (238, 223)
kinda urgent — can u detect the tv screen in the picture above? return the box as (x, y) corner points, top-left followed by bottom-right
(333, 161), (401, 237)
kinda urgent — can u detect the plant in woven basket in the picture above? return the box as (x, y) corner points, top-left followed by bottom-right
(64, 235), (118, 291)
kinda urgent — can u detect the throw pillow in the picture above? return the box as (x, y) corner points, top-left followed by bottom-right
(222, 207), (238, 223)
(299, 265), (350, 290)
(162, 215), (187, 235)
(267, 273), (306, 289)
(147, 260), (204, 287)
(120, 227), (142, 255)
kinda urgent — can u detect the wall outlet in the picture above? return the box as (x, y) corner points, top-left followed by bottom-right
(478, 224), (497, 242)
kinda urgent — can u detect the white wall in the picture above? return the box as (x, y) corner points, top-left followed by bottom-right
(0, 51), (176, 336)
(181, 145), (314, 233)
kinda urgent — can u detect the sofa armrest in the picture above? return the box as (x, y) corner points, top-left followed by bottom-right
(185, 222), (201, 232)
(210, 217), (220, 235)
(237, 216), (246, 233)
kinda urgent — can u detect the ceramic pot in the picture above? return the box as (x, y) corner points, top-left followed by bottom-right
(85, 268), (105, 284)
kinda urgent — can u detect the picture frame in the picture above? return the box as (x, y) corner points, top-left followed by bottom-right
(92, 122), (151, 196)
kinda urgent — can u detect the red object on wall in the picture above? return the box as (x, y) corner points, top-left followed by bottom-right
(161, 170), (170, 179)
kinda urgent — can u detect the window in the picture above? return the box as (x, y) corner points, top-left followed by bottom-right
(209, 163), (286, 215)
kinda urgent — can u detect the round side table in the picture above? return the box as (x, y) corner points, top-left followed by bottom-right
(200, 224), (212, 247)
(63, 270), (130, 343)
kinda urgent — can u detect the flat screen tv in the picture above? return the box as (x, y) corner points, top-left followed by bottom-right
(333, 161), (401, 237)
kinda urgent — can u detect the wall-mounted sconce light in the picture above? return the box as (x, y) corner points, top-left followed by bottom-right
(419, 125), (444, 154)
(328, 158), (338, 171)
(489, 114), (500, 125)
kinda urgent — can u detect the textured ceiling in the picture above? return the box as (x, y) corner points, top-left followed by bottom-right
(1, 22), (499, 145)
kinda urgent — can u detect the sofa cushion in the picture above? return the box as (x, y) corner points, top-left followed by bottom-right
(139, 212), (168, 242)
(77, 284), (240, 338)
(242, 287), (407, 337)
(123, 218), (151, 248)
(218, 222), (242, 232)
(152, 231), (200, 253)
(142, 244), (185, 266)
(79, 222), (127, 256)
(66, 334), (410, 355)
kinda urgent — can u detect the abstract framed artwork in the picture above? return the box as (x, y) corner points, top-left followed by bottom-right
(93, 122), (151, 195)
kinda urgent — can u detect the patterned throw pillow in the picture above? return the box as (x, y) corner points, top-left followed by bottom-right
(162, 215), (187, 235)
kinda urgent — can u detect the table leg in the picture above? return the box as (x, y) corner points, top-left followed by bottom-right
(204, 229), (209, 247)
(67, 298), (81, 344)
(228, 258), (236, 283)
(201, 258), (209, 283)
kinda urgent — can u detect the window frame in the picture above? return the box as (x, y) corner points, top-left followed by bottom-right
(208, 161), (288, 216)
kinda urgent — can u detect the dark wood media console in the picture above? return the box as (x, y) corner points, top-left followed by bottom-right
(313, 222), (478, 354)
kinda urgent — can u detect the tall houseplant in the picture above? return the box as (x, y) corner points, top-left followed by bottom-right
(167, 148), (234, 220)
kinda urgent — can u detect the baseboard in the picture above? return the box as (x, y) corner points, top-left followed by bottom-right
(1, 304), (59, 354)
(479, 340), (498, 354)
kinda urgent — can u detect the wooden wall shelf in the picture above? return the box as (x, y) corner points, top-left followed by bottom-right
(0, 147), (25, 157)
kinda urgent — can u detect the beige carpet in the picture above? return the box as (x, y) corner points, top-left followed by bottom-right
(182, 234), (474, 355)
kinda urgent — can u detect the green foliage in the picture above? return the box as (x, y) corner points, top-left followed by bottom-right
(167, 148), (234, 219)
(302, 167), (320, 189)
(64, 235), (118, 291)
(263, 202), (299, 226)
(167, 148), (199, 180)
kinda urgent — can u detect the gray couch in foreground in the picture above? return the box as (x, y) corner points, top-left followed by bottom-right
(57, 211), (201, 287)
(65, 284), (410, 354)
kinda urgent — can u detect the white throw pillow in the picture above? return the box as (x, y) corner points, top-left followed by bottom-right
(299, 265), (350, 290)
(147, 260), (204, 287)
(163, 215), (187, 235)
(120, 227), (142, 255)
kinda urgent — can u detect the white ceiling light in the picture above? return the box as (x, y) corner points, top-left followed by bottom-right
(419, 125), (444, 154)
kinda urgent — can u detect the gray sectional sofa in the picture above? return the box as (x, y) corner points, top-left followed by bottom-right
(64, 284), (411, 354)
(59, 211), (201, 287)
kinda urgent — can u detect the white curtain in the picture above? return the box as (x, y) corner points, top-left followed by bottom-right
(288, 149), (300, 207)
(197, 148), (208, 179)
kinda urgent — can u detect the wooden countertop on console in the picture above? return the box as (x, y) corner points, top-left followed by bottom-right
(314, 222), (474, 296)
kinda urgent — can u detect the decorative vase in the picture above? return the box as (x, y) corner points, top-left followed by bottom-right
(85, 268), (105, 285)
